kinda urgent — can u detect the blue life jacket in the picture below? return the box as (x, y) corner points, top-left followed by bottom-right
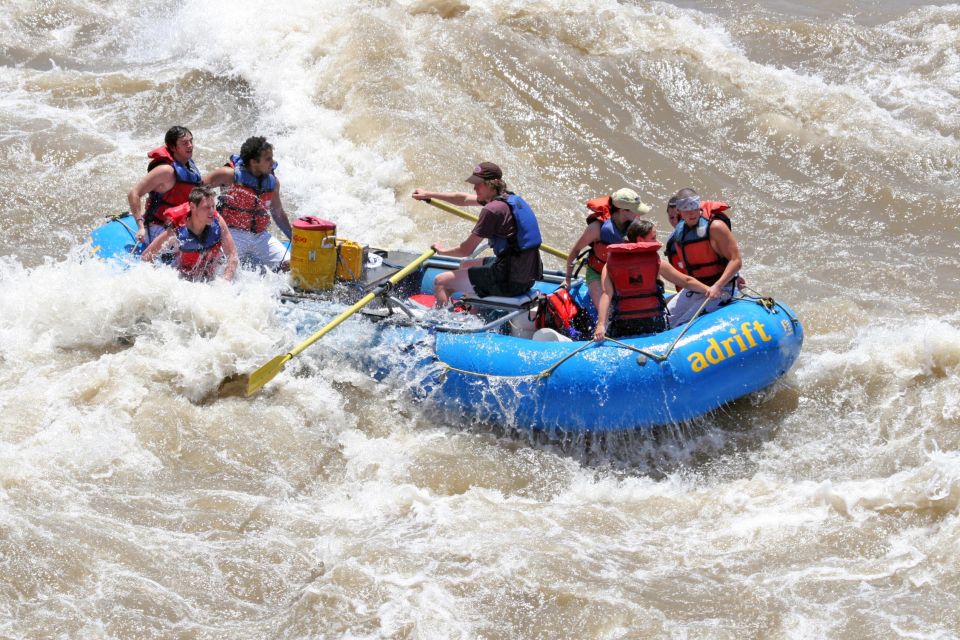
(176, 218), (223, 280)
(586, 217), (630, 272)
(227, 154), (278, 194)
(490, 193), (542, 256)
(599, 217), (627, 244)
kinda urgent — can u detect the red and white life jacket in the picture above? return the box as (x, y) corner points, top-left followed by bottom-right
(218, 154), (277, 234)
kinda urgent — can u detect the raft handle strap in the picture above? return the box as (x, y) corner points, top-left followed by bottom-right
(602, 294), (711, 362)
(439, 339), (596, 382)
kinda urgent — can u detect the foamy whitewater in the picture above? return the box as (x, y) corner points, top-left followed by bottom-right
(1, 0), (959, 638)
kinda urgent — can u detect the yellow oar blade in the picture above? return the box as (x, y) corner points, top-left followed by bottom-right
(422, 198), (568, 260)
(245, 354), (293, 397)
(217, 372), (250, 398)
(227, 247), (437, 398)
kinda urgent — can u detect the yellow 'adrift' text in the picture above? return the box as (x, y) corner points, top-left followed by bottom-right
(687, 321), (773, 373)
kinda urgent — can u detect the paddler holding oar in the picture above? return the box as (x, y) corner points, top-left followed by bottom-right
(411, 162), (543, 307)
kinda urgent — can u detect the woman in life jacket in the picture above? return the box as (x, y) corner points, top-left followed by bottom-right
(593, 219), (717, 341)
(563, 188), (651, 311)
(126, 126), (203, 245)
(664, 189), (733, 288)
(141, 186), (239, 282)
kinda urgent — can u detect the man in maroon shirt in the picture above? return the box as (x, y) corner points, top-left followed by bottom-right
(412, 162), (543, 307)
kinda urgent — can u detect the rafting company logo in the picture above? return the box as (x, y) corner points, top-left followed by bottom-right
(687, 321), (773, 373)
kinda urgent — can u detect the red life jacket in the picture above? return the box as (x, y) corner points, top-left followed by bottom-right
(219, 154), (276, 233)
(144, 146), (202, 227)
(701, 200), (730, 222)
(665, 201), (731, 284)
(163, 202), (191, 228)
(176, 216), (224, 281)
(534, 288), (580, 334)
(606, 241), (665, 320)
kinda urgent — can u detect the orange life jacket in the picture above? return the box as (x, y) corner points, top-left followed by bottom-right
(606, 241), (665, 320)
(665, 216), (729, 286)
(665, 201), (731, 285)
(584, 195), (612, 225)
(143, 146), (202, 227)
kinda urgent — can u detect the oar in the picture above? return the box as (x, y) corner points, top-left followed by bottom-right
(422, 198), (567, 260)
(229, 248), (436, 397)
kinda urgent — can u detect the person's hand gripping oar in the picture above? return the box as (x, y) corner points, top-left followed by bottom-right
(419, 197), (567, 261)
(219, 248), (436, 398)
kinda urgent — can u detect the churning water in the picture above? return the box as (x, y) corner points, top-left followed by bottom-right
(1, 0), (959, 637)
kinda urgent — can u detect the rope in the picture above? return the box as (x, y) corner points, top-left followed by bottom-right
(439, 339), (596, 382)
(732, 285), (800, 324)
(601, 338), (665, 361)
(438, 286), (796, 382)
(106, 213), (139, 253)
(600, 295), (711, 362)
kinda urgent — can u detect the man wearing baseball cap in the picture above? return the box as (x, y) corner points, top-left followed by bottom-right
(412, 162), (543, 307)
(563, 187), (651, 311)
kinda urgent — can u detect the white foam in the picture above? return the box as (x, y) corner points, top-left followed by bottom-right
(129, 0), (418, 248)
(796, 315), (960, 387)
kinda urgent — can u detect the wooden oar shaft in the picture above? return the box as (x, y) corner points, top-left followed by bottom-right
(424, 198), (567, 260)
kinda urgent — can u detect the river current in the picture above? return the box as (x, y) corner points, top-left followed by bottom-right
(1, 1), (959, 638)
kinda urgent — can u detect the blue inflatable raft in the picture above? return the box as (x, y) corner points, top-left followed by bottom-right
(360, 265), (803, 433)
(89, 213), (143, 259)
(87, 215), (804, 433)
